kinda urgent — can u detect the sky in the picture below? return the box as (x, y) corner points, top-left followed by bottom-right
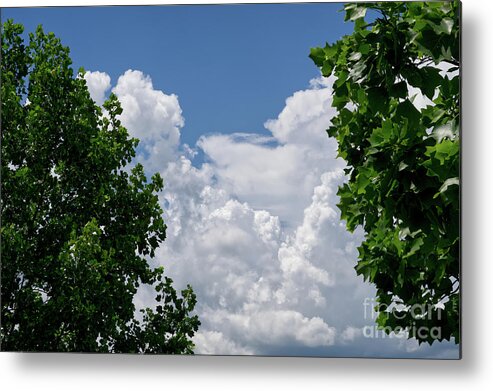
(2, 4), (353, 150)
(2, 3), (460, 358)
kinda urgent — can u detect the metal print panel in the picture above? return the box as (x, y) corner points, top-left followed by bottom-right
(0, 1), (461, 358)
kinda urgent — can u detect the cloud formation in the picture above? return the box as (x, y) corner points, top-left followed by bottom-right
(85, 70), (459, 358)
(198, 77), (342, 228)
(84, 70), (111, 106)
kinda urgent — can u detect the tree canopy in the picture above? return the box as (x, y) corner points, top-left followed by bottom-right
(1, 20), (200, 353)
(310, 1), (460, 344)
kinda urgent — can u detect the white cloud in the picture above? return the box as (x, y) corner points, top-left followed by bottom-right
(198, 77), (343, 227)
(264, 75), (336, 147)
(112, 70), (184, 171)
(84, 70), (111, 106)
(193, 331), (254, 355)
(85, 70), (184, 172)
(151, 76), (374, 353)
(201, 308), (336, 349)
(341, 326), (363, 342)
(86, 70), (458, 358)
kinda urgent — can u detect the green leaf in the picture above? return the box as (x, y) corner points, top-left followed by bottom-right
(390, 81), (408, 99)
(404, 237), (424, 259)
(420, 66), (443, 100)
(321, 62), (333, 77)
(438, 17), (454, 35)
(432, 139), (459, 164)
(367, 87), (387, 114)
(344, 4), (367, 21)
(369, 121), (393, 147)
(356, 171), (371, 194)
(438, 177), (459, 195)
(332, 94), (350, 110)
(309, 47), (325, 66)
(395, 99), (421, 132)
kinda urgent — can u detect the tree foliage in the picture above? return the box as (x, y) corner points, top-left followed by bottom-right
(1, 21), (200, 353)
(310, 2), (460, 344)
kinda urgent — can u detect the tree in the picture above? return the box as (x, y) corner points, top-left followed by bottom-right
(310, 1), (460, 344)
(1, 20), (200, 353)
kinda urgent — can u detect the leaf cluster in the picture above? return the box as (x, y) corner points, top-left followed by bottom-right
(310, 2), (460, 344)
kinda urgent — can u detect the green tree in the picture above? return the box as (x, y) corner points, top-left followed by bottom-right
(1, 21), (200, 353)
(310, 1), (460, 344)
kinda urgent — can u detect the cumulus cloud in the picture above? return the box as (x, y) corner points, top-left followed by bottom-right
(200, 308), (336, 349)
(84, 70), (111, 106)
(198, 77), (343, 227)
(193, 331), (254, 355)
(112, 70), (184, 171)
(341, 326), (363, 343)
(85, 69), (184, 171)
(157, 153), (375, 355)
(151, 77), (372, 354)
(86, 70), (459, 358)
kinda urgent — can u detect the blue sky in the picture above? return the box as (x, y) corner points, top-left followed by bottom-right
(3, 3), (352, 147)
(2, 3), (459, 358)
